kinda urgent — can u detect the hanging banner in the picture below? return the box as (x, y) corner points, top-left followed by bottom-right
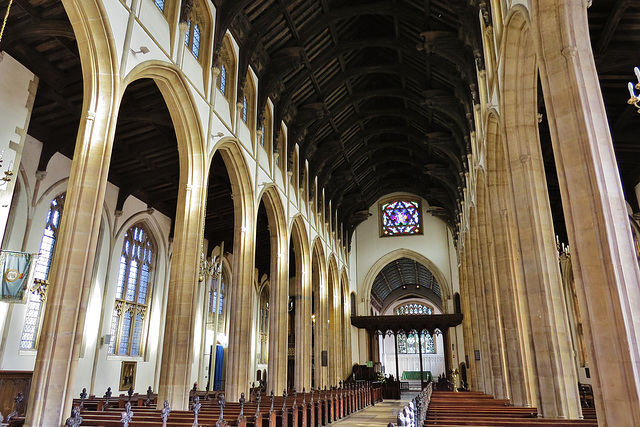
(0, 250), (38, 303)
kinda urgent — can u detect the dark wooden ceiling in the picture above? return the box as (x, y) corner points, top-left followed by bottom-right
(2, 0), (639, 262)
(370, 257), (441, 310)
(217, 0), (483, 238)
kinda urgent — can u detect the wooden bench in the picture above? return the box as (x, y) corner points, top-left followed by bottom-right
(424, 391), (598, 427)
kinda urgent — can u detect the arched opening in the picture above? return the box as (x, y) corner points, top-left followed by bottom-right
(372, 257), (446, 386)
(202, 151), (235, 392)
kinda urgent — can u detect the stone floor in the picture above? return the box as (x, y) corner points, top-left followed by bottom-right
(332, 392), (418, 426)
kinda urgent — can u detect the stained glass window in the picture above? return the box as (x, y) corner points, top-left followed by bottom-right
(192, 24), (200, 58)
(350, 292), (356, 317)
(20, 194), (65, 349)
(109, 224), (155, 356)
(242, 96), (248, 123)
(184, 19), (202, 59)
(184, 20), (191, 47)
(380, 200), (422, 236)
(395, 303), (433, 315)
(260, 123), (265, 146)
(154, 0), (165, 12)
(397, 330), (435, 354)
(219, 64), (227, 95)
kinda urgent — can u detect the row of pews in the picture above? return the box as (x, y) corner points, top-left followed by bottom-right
(8, 381), (383, 426)
(422, 390), (598, 426)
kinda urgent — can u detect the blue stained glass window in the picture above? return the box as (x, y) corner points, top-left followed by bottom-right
(380, 200), (421, 236)
(20, 194), (65, 349)
(110, 224), (155, 356)
(242, 96), (248, 123)
(260, 123), (265, 146)
(219, 64), (227, 95)
(192, 24), (200, 58)
(184, 20), (191, 46)
(154, 0), (165, 12)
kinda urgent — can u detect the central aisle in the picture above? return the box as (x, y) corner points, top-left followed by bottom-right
(332, 392), (418, 426)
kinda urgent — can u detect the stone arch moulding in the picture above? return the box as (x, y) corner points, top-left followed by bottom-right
(360, 248), (452, 314)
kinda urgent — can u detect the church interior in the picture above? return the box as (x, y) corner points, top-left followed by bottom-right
(0, 0), (639, 426)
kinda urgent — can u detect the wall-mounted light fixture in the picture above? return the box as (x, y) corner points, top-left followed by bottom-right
(131, 46), (150, 55)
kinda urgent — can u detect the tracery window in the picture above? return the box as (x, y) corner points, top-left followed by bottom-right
(380, 199), (422, 236)
(395, 302), (433, 315)
(396, 330), (435, 354)
(108, 224), (155, 356)
(154, 0), (165, 12)
(20, 194), (65, 349)
(185, 20), (201, 59)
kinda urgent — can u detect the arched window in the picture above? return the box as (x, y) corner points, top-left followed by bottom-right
(20, 194), (65, 349)
(219, 64), (227, 95)
(242, 95), (248, 123)
(216, 36), (236, 107)
(397, 330), (435, 354)
(108, 224), (155, 356)
(350, 292), (356, 317)
(395, 302), (433, 315)
(379, 199), (422, 236)
(185, 20), (201, 59)
(154, 0), (165, 12)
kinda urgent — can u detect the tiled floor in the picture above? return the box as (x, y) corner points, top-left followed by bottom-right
(332, 392), (418, 426)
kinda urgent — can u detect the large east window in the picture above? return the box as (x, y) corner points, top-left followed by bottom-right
(108, 224), (155, 356)
(397, 329), (435, 354)
(20, 194), (65, 350)
(380, 199), (422, 236)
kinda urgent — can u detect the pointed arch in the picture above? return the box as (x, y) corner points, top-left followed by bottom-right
(360, 248), (452, 313)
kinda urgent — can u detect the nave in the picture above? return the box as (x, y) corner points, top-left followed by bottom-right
(1, 0), (640, 426)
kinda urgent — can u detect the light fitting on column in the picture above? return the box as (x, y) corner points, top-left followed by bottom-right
(627, 67), (640, 113)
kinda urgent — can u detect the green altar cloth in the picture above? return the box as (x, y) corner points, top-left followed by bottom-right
(401, 371), (432, 381)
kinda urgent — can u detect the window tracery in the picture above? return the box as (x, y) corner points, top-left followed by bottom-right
(395, 302), (433, 315)
(108, 224), (155, 356)
(20, 194), (65, 349)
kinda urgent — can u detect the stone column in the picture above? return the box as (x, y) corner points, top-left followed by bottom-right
(489, 189), (536, 406)
(458, 248), (477, 391)
(394, 332), (400, 382)
(534, 1), (640, 423)
(294, 250), (312, 391)
(224, 216), (257, 401)
(477, 189), (509, 399)
(319, 266), (329, 388)
(25, 17), (118, 423)
(469, 218), (494, 395)
(301, 259), (313, 389)
(503, 104), (581, 418)
(158, 176), (208, 410)
(268, 241), (288, 394)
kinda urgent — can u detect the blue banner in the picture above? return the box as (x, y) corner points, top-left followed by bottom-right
(0, 251), (37, 302)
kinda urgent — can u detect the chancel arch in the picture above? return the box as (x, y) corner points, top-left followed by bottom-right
(360, 249), (451, 316)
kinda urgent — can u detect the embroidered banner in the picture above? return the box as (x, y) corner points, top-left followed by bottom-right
(0, 251), (37, 302)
